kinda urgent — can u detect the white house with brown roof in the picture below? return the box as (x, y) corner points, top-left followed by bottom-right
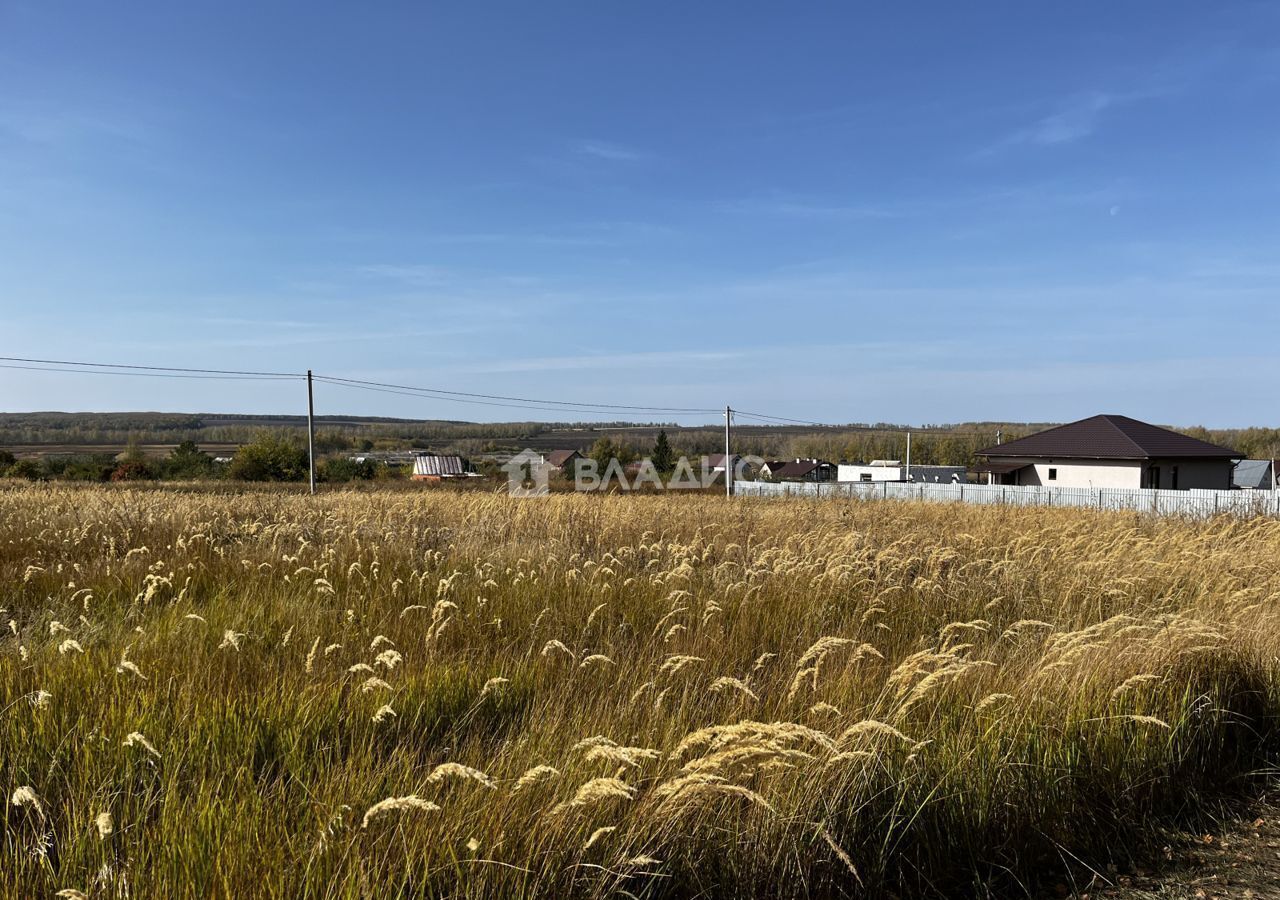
(976, 415), (1240, 490)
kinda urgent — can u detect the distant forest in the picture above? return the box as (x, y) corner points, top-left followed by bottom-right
(1, 411), (1276, 468)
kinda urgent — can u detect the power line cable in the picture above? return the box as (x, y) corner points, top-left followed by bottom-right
(0, 362), (299, 382)
(0, 354), (720, 414)
(1, 353), (1005, 436)
(733, 409), (839, 427)
(0, 355), (302, 378)
(315, 373), (721, 415)
(313, 377), (719, 421)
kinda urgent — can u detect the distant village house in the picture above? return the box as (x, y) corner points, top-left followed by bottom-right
(767, 458), (837, 482)
(705, 453), (742, 473)
(545, 449), (583, 472)
(838, 461), (965, 484)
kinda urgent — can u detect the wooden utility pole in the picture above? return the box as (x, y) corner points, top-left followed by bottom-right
(307, 369), (316, 495)
(724, 405), (733, 498)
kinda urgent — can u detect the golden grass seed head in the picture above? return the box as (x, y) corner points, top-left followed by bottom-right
(583, 825), (616, 849)
(304, 637), (320, 673)
(975, 693), (1014, 713)
(709, 676), (758, 701)
(374, 649), (403, 670)
(541, 639), (575, 660)
(839, 720), (912, 745)
(123, 731), (161, 759)
(1110, 673), (1163, 700)
(560, 777), (636, 810)
(361, 795), (440, 829)
(10, 785), (44, 818)
(659, 655), (704, 676)
(511, 765), (560, 793)
(426, 762), (497, 789)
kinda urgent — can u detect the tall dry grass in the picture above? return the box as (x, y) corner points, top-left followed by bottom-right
(2, 484), (1280, 897)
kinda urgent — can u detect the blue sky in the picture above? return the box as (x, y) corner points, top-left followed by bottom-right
(1, 2), (1277, 427)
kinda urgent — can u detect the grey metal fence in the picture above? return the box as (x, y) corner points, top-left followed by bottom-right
(734, 480), (1280, 520)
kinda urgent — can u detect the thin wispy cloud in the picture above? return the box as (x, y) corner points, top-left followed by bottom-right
(977, 90), (1156, 157)
(458, 349), (739, 375)
(724, 195), (904, 220)
(357, 264), (451, 287)
(1023, 92), (1116, 145)
(723, 180), (1124, 227)
(197, 328), (475, 350)
(574, 140), (647, 162)
(0, 89), (159, 148)
(411, 231), (617, 247)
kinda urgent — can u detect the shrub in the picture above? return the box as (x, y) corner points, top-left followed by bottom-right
(227, 433), (309, 481)
(110, 460), (154, 481)
(45, 453), (115, 481)
(163, 440), (216, 480)
(319, 457), (376, 483)
(6, 458), (43, 480)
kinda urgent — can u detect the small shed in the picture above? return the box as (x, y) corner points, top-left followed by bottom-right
(412, 455), (466, 481)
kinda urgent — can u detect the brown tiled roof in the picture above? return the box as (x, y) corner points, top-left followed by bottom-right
(978, 415), (1240, 460)
(546, 449), (581, 467)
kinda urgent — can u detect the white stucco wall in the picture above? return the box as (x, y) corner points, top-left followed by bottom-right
(1002, 458), (1235, 490)
(838, 464), (903, 483)
(1013, 459), (1143, 489)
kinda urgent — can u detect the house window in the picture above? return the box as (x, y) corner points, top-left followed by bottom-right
(1171, 466), (1178, 490)
(860, 473), (873, 482)
(1047, 468), (1057, 481)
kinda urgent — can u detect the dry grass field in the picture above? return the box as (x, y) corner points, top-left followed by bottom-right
(3, 485), (1280, 898)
